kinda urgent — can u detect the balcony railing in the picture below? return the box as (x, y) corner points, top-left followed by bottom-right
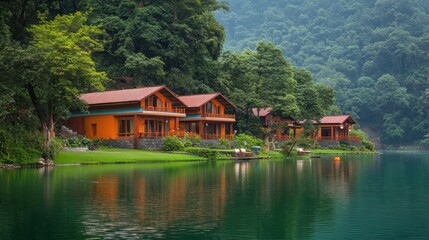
(201, 113), (235, 119)
(201, 134), (234, 140)
(143, 106), (185, 113)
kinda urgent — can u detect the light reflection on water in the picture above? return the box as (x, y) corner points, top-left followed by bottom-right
(1, 153), (429, 239)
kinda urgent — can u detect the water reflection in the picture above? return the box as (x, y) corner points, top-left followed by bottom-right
(0, 155), (401, 239)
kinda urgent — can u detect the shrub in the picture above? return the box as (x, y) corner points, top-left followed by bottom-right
(162, 136), (184, 151)
(349, 129), (368, 141)
(185, 147), (220, 161)
(218, 138), (231, 149)
(182, 133), (201, 148)
(63, 135), (92, 147)
(361, 140), (375, 151)
(47, 138), (64, 159)
(234, 134), (263, 148)
(0, 124), (43, 164)
(295, 137), (313, 149)
(349, 146), (357, 151)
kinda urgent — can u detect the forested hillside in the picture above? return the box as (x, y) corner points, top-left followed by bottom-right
(0, 0), (337, 163)
(217, 0), (429, 145)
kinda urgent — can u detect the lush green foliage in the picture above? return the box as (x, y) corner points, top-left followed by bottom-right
(63, 136), (92, 148)
(234, 134), (264, 149)
(182, 133), (202, 148)
(0, 124), (43, 164)
(0, 11), (107, 160)
(83, 0), (227, 94)
(218, 138), (231, 149)
(162, 136), (185, 151)
(184, 147), (220, 161)
(217, 0), (429, 145)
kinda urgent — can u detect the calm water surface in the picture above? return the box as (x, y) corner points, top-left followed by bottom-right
(1, 152), (429, 239)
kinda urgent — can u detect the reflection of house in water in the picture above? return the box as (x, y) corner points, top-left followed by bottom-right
(93, 176), (119, 220)
(113, 166), (229, 230)
(234, 162), (250, 181)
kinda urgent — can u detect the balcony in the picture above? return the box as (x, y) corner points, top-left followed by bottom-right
(201, 113), (235, 119)
(143, 106), (185, 113)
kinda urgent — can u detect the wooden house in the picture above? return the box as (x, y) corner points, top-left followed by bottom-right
(178, 93), (236, 140)
(65, 86), (186, 142)
(315, 115), (359, 141)
(252, 107), (298, 140)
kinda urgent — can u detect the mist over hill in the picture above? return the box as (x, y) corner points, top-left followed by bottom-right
(216, 0), (429, 145)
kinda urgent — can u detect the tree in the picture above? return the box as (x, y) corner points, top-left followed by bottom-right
(0, 12), (107, 162)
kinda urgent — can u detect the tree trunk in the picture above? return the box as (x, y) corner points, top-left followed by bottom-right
(27, 83), (56, 163)
(41, 118), (56, 160)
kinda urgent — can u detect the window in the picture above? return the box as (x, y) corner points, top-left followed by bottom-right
(206, 102), (213, 113)
(118, 118), (134, 137)
(91, 124), (97, 137)
(321, 127), (331, 137)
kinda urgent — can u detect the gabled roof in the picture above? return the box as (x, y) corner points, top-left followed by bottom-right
(80, 85), (185, 107)
(252, 107), (272, 117)
(178, 93), (236, 109)
(251, 107), (297, 121)
(320, 115), (356, 125)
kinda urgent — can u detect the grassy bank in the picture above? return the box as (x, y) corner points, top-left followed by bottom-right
(311, 148), (375, 154)
(56, 148), (205, 164)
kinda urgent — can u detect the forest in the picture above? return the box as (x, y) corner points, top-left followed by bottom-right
(0, 0), (425, 163)
(216, 0), (429, 145)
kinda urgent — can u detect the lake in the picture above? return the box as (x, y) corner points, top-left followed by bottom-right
(1, 152), (429, 239)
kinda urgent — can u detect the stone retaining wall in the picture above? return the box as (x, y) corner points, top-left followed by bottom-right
(103, 138), (230, 150)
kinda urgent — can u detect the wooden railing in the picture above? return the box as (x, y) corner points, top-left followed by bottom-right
(201, 134), (234, 140)
(201, 113), (235, 119)
(318, 136), (360, 141)
(143, 106), (185, 113)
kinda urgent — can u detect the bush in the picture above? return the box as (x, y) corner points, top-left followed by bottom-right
(185, 147), (220, 161)
(46, 138), (63, 159)
(349, 146), (357, 151)
(162, 136), (184, 151)
(350, 129), (368, 141)
(234, 134), (263, 149)
(182, 133), (201, 148)
(218, 138), (231, 149)
(63, 135), (92, 147)
(0, 124), (43, 164)
(361, 140), (375, 151)
(295, 137), (313, 149)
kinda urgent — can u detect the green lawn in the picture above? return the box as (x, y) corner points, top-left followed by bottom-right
(56, 148), (205, 164)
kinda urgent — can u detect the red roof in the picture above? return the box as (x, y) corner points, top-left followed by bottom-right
(252, 107), (272, 117)
(320, 115), (356, 125)
(80, 86), (185, 106)
(178, 93), (236, 108)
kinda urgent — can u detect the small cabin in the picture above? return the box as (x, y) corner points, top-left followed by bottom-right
(252, 107), (298, 140)
(317, 115), (358, 141)
(178, 93), (236, 140)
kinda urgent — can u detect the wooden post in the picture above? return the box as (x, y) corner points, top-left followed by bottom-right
(331, 126), (334, 141)
(199, 121), (204, 139)
(175, 118), (179, 136)
(134, 114), (138, 149)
